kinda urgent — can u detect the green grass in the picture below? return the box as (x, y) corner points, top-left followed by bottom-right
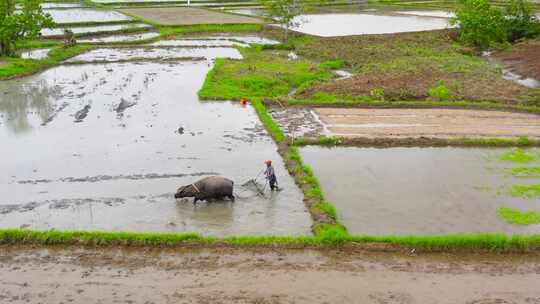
(15, 40), (62, 50)
(510, 166), (540, 178)
(501, 149), (539, 163)
(292, 136), (540, 147)
(198, 46), (334, 101)
(319, 59), (346, 69)
(0, 45), (93, 79)
(2, 229), (540, 252)
(160, 24), (263, 36)
(314, 201), (338, 220)
(509, 184), (540, 199)
(497, 206), (540, 225)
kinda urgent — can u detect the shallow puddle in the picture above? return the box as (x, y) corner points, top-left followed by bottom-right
(300, 146), (540, 235)
(288, 13), (451, 36)
(41, 23), (151, 37)
(66, 47), (242, 62)
(78, 32), (160, 43)
(0, 62), (311, 235)
(20, 48), (52, 60)
(45, 8), (132, 24)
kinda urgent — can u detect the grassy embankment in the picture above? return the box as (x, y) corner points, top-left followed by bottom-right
(0, 45), (94, 79)
(2, 229), (540, 252)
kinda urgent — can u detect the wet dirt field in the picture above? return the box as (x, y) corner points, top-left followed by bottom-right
(276, 108), (540, 139)
(300, 146), (540, 235)
(78, 32), (161, 43)
(1, 246), (540, 304)
(289, 13), (451, 37)
(120, 7), (264, 25)
(0, 56), (311, 235)
(41, 23), (151, 37)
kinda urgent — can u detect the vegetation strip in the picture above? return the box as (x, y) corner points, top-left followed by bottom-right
(2, 229), (540, 252)
(292, 137), (540, 148)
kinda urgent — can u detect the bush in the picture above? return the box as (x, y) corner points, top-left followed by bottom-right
(504, 0), (540, 42)
(451, 0), (507, 49)
(428, 80), (452, 100)
(452, 0), (540, 49)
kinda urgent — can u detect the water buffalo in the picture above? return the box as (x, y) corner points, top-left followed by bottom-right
(175, 176), (234, 203)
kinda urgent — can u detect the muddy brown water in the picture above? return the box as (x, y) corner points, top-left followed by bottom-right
(288, 13), (452, 36)
(300, 146), (540, 235)
(0, 59), (311, 235)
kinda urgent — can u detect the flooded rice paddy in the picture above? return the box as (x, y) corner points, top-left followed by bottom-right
(150, 36), (280, 47)
(0, 51), (311, 235)
(45, 8), (133, 24)
(78, 32), (161, 43)
(289, 13), (452, 36)
(41, 23), (151, 37)
(66, 47), (243, 62)
(300, 146), (540, 235)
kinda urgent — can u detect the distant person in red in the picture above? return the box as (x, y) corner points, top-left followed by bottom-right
(264, 160), (277, 191)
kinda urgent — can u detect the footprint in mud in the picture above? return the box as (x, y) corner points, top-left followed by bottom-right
(468, 299), (516, 304)
(115, 98), (136, 115)
(74, 104), (91, 123)
(369, 291), (414, 304)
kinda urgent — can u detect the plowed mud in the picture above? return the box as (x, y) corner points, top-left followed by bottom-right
(312, 108), (540, 138)
(1, 246), (539, 304)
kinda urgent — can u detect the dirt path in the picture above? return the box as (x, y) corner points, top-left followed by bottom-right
(1, 246), (540, 304)
(314, 108), (540, 138)
(121, 7), (264, 26)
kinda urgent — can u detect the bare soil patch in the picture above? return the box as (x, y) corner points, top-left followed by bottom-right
(121, 7), (264, 26)
(1, 246), (540, 304)
(311, 108), (540, 138)
(495, 38), (540, 81)
(296, 30), (533, 103)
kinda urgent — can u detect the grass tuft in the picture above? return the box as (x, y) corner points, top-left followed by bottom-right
(509, 184), (540, 199)
(497, 207), (540, 225)
(501, 149), (538, 163)
(510, 166), (540, 178)
(0, 45), (93, 79)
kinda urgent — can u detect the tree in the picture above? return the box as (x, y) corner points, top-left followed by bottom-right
(504, 0), (540, 42)
(259, 0), (311, 41)
(450, 0), (507, 49)
(451, 0), (540, 49)
(0, 0), (54, 56)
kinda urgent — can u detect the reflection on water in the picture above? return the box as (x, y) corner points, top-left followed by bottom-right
(0, 79), (62, 134)
(289, 13), (452, 37)
(300, 146), (540, 235)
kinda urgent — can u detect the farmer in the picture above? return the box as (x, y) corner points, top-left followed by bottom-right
(264, 160), (278, 191)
